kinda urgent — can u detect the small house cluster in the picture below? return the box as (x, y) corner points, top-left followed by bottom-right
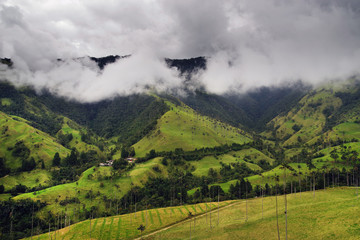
(99, 159), (114, 167)
(126, 157), (137, 163)
(99, 158), (137, 167)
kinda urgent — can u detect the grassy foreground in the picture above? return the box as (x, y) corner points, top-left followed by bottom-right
(150, 187), (360, 240)
(25, 201), (233, 240)
(27, 187), (360, 239)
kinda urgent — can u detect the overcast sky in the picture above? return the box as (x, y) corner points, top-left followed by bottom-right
(1, 0), (360, 101)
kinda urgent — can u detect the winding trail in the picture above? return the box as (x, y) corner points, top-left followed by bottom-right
(133, 201), (240, 240)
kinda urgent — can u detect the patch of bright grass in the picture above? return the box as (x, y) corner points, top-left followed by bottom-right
(133, 101), (251, 157)
(152, 187), (360, 240)
(27, 201), (233, 240)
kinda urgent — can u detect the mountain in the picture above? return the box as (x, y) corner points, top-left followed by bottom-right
(0, 81), (168, 144)
(1, 57), (360, 240)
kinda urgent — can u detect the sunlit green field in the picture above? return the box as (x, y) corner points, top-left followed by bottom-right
(0, 169), (52, 191)
(15, 158), (166, 217)
(26, 187), (360, 240)
(188, 163), (311, 195)
(1, 98), (12, 106)
(0, 111), (70, 170)
(191, 151), (262, 177)
(133, 102), (251, 157)
(328, 122), (360, 141)
(25, 201), (233, 240)
(150, 187), (360, 240)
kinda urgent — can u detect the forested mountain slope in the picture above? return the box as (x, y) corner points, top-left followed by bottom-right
(263, 79), (360, 146)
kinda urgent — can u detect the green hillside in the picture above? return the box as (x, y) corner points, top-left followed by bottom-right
(150, 187), (360, 240)
(264, 89), (342, 146)
(133, 101), (251, 157)
(191, 148), (273, 177)
(0, 169), (52, 193)
(0, 111), (70, 170)
(25, 201), (234, 240)
(263, 80), (360, 146)
(57, 117), (104, 157)
(27, 187), (360, 240)
(14, 158), (166, 217)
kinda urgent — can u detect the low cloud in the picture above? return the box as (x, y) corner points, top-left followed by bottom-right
(1, 0), (360, 101)
(2, 52), (182, 102)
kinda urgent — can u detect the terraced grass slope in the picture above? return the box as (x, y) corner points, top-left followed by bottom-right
(151, 187), (360, 240)
(0, 111), (70, 170)
(133, 101), (251, 157)
(26, 200), (234, 240)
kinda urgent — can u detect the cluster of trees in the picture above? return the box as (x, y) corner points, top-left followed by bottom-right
(51, 150), (101, 184)
(7, 141), (38, 172)
(206, 162), (256, 183)
(0, 158), (10, 177)
(112, 159), (129, 170)
(120, 147), (135, 159)
(0, 199), (48, 240)
(19, 158), (37, 172)
(0, 197), (75, 240)
(137, 142), (254, 164)
(10, 141), (30, 159)
(57, 132), (73, 148)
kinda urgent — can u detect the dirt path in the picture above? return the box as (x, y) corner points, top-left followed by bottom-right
(133, 201), (241, 240)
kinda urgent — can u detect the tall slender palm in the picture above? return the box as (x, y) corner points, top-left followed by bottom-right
(275, 174), (280, 240)
(282, 165), (288, 240)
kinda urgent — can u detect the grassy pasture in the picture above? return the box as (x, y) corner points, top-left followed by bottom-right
(133, 102), (251, 157)
(328, 122), (360, 141)
(1, 98), (11, 106)
(231, 148), (275, 165)
(265, 90), (342, 146)
(0, 169), (52, 191)
(151, 187), (360, 240)
(59, 117), (103, 154)
(25, 201), (233, 240)
(0, 111), (70, 170)
(14, 158), (166, 216)
(191, 152), (262, 177)
(188, 163), (311, 196)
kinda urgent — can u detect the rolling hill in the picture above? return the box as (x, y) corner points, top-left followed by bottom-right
(133, 100), (251, 157)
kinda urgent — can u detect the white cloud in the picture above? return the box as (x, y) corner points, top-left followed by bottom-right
(1, 0), (360, 100)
